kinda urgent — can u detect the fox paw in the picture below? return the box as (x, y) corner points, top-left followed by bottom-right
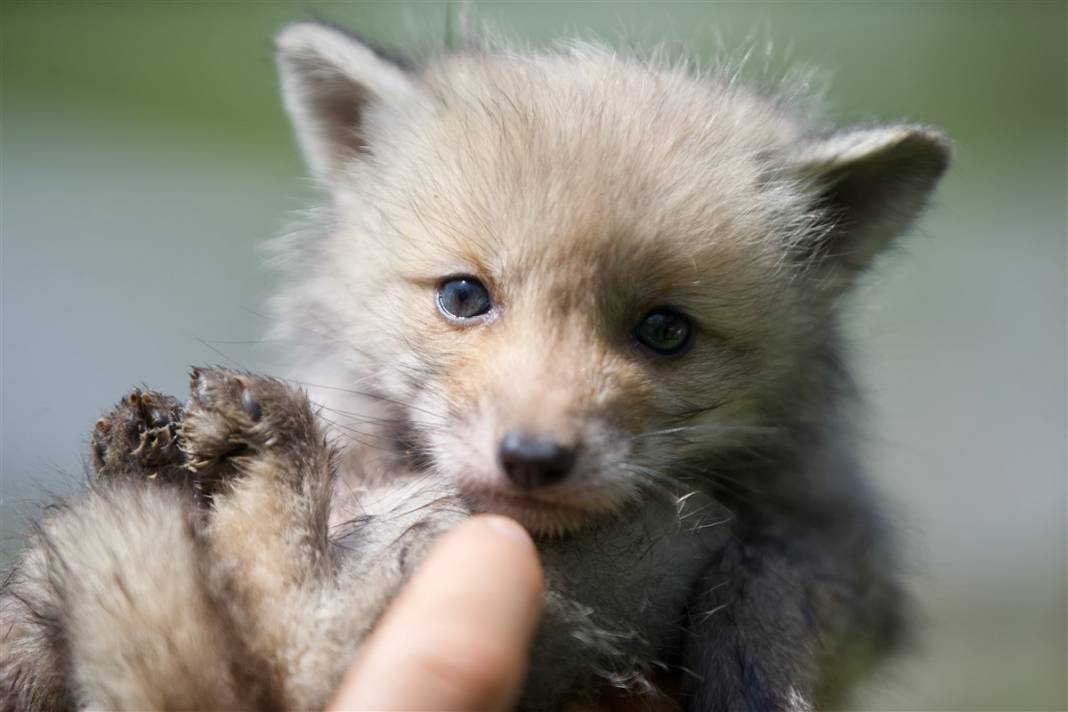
(92, 389), (186, 480)
(179, 368), (325, 489)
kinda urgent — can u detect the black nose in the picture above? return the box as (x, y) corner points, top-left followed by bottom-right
(498, 433), (576, 489)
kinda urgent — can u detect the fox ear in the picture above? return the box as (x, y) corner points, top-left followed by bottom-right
(791, 126), (951, 274)
(274, 23), (419, 187)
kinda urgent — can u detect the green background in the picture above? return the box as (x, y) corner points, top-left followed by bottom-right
(2, 2), (1065, 709)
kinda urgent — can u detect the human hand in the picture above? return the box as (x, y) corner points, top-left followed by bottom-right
(327, 515), (545, 711)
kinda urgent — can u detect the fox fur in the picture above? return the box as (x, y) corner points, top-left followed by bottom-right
(0, 22), (949, 711)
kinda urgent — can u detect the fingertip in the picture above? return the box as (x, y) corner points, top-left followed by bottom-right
(465, 514), (543, 589)
(329, 515), (546, 711)
(481, 514), (535, 545)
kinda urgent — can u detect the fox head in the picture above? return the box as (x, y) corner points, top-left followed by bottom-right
(270, 24), (949, 534)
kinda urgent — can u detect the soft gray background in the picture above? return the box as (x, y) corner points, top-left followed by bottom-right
(2, 2), (1065, 709)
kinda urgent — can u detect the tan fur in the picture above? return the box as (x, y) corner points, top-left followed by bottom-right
(272, 34), (944, 537)
(2, 485), (248, 710)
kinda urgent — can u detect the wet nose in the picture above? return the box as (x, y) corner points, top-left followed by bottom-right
(498, 433), (576, 489)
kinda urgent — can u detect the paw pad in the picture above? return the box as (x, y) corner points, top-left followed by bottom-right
(188, 370), (263, 423)
(241, 388), (262, 421)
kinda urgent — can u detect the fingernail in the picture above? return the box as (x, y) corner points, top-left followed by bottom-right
(484, 516), (532, 545)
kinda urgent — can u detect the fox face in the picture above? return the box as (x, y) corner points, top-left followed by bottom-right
(271, 25), (949, 534)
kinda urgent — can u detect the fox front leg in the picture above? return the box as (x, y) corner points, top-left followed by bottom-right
(681, 539), (820, 712)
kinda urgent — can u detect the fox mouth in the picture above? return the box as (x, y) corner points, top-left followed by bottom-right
(458, 483), (619, 536)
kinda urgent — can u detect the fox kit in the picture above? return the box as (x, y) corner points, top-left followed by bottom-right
(1, 22), (949, 712)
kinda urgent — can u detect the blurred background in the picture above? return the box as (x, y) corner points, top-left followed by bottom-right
(2, 2), (1064, 709)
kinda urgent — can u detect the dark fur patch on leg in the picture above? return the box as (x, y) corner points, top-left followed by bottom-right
(91, 388), (189, 485)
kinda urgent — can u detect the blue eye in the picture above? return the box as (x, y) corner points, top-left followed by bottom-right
(437, 278), (492, 320)
(635, 308), (693, 356)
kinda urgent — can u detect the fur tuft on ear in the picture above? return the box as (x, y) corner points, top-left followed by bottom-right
(274, 23), (419, 186)
(792, 126), (951, 272)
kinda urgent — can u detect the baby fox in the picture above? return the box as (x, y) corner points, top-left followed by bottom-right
(1, 22), (949, 711)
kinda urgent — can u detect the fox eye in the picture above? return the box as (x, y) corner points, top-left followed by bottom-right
(437, 277), (492, 320)
(635, 308), (693, 356)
